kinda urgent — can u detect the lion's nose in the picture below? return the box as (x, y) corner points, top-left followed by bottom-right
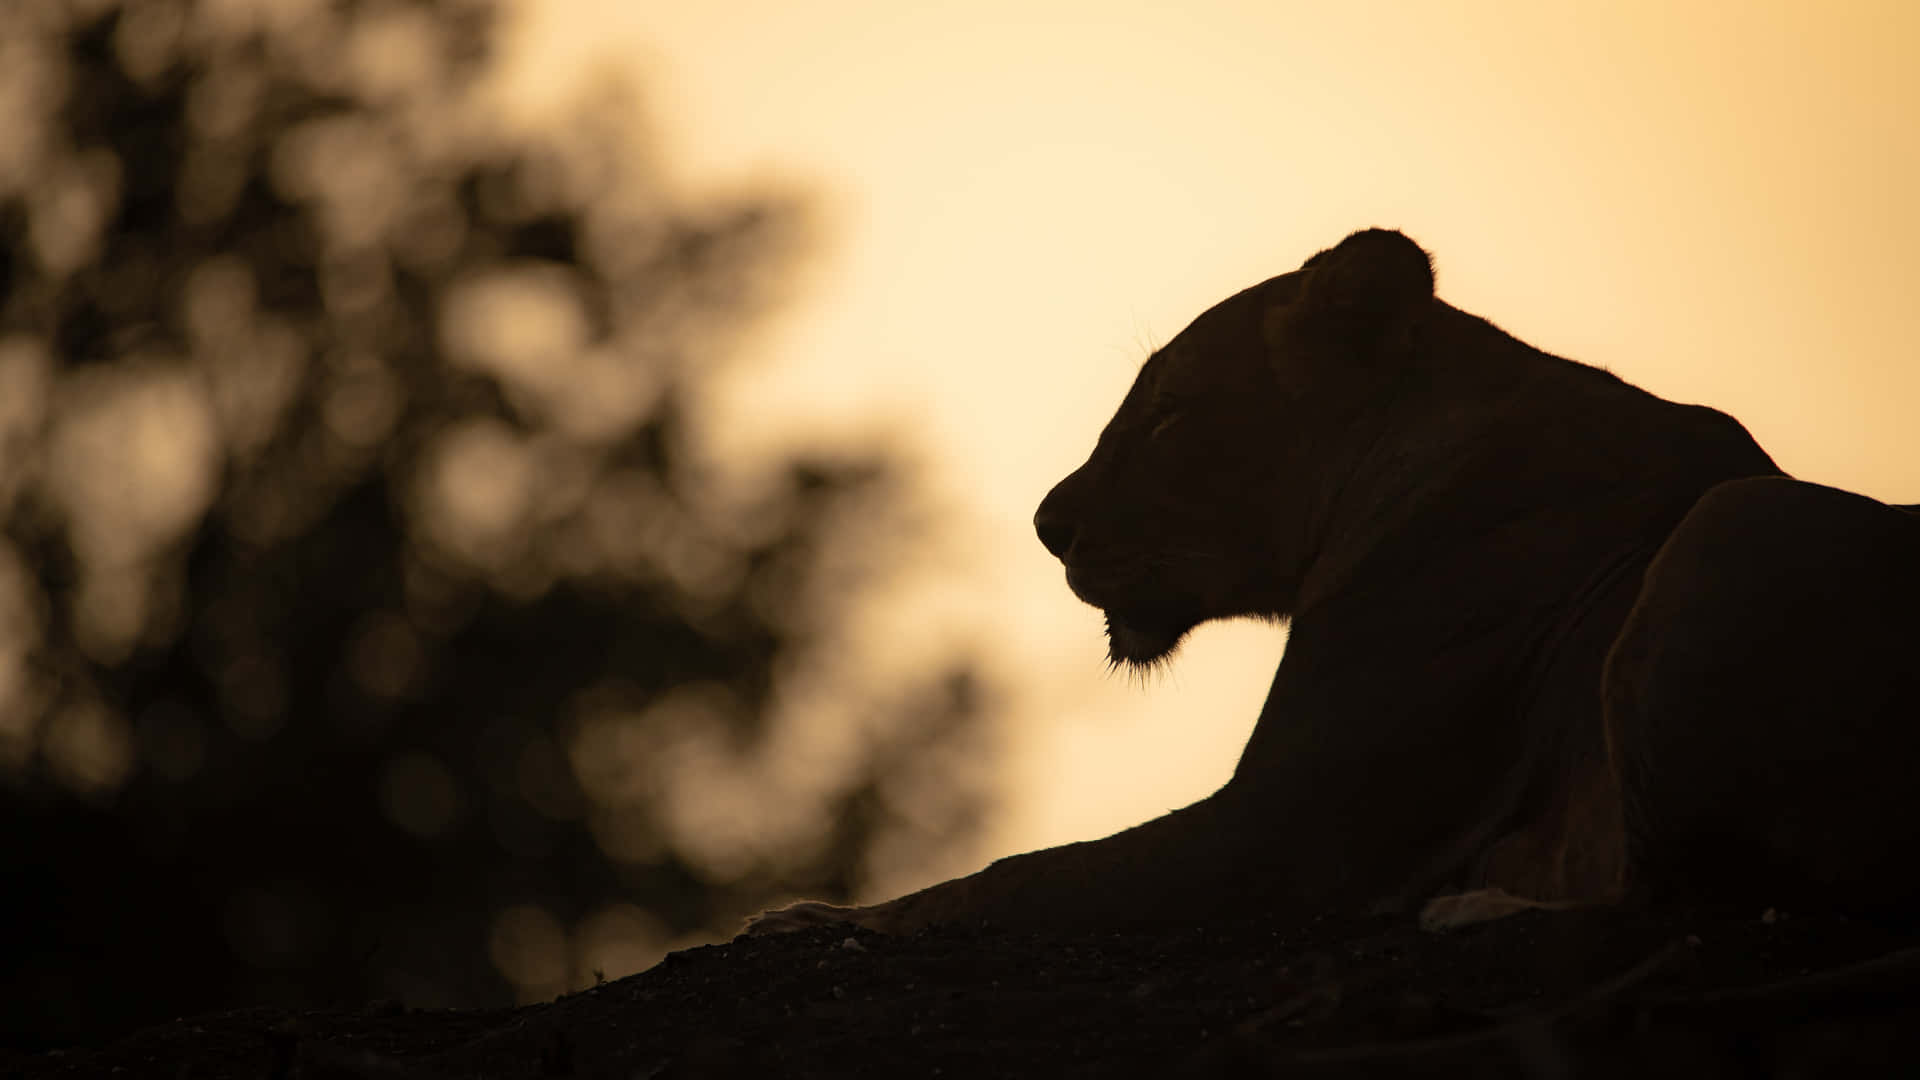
(1033, 493), (1076, 559)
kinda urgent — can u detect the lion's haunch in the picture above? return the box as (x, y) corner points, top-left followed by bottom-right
(1607, 477), (1920, 909)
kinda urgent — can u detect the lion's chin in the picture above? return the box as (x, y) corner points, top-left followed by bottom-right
(1104, 613), (1189, 669)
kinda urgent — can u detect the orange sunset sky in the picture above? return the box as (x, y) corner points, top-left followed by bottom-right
(497, 0), (1918, 896)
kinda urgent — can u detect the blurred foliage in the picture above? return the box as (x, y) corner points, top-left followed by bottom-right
(0, 0), (990, 1049)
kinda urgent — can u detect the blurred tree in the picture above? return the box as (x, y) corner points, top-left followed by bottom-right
(0, 0), (990, 1049)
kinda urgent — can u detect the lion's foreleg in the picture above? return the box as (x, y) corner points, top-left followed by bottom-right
(742, 787), (1264, 937)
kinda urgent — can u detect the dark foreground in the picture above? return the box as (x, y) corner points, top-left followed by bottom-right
(14, 903), (1920, 1078)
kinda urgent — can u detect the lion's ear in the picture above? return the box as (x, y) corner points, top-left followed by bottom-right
(1298, 228), (1435, 322)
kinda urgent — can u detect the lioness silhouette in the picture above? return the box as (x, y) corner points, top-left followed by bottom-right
(748, 228), (1920, 937)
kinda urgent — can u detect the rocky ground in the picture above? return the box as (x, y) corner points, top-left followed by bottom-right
(12, 902), (1920, 1078)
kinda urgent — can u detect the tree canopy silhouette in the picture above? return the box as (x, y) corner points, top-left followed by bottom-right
(0, 0), (989, 1049)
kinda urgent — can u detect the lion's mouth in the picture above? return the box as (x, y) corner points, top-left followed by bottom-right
(1061, 563), (1197, 668)
(1103, 610), (1192, 669)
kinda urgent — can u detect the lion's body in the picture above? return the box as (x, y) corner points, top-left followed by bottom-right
(748, 229), (1919, 938)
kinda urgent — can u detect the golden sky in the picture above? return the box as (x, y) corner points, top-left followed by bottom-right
(503, 0), (1920, 893)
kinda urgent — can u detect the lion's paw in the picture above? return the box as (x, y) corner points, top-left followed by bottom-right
(739, 900), (867, 938)
(1419, 887), (1579, 932)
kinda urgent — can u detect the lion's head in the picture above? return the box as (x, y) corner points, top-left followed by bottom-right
(1034, 228), (1446, 667)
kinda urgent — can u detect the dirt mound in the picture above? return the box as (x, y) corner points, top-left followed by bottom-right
(17, 902), (1920, 1078)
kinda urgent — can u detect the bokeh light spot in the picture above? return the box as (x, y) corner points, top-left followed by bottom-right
(0, 16), (61, 197)
(182, 255), (257, 347)
(220, 652), (288, 740)
(348, 611), (424, 701)
(441, 265), (589, 411)
(48, 364), (220, 569)
(185, 41), (264, 141)
(205, 315), (306, 461)
(419, 418), (534, 569)
(29, 147), (120, 277)
(224, 884), (325, 969)
(571, 903), (667, 988)
(0, 544), (43, 771)
(322, 361), (403, 450)
(0, 539), (46, 759)
(71, 568), (148, 665)
(112, 0), (186, 87)
(42, 700), (134, 796)
(516, 732), (582, 821)
(347, 6), (439, 104)
(0, 336), (51, 513)
(585, 805), (664, 865)
(488, 903), (568, 1003)
(136, 701), (207, 784)
(271, 112), (404, 250)
(379, 751), (462, 839)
